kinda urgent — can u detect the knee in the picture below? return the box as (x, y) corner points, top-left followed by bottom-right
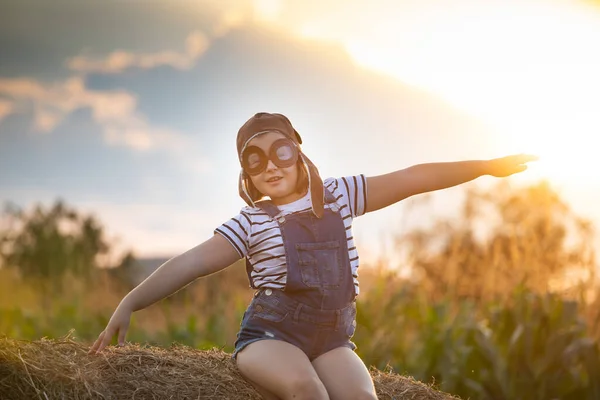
(284, 374), (328, 400)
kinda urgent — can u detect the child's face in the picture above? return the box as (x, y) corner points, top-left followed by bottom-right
(246, 131), (303, 205)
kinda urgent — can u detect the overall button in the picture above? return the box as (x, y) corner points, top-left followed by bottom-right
(265, 288), (273, 296)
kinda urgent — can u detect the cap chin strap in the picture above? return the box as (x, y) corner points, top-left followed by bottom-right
(299, 153), (324, 218)
(239, 170), (256, 208)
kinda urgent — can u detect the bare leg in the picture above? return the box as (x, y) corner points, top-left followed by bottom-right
(244, 377), (280, 400)
(312, 347), (378, 400)
(236, 339), (330, 400)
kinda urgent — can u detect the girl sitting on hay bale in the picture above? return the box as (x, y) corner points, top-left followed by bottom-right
(89, 112), (535, 399)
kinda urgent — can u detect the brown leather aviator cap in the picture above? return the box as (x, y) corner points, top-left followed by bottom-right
(237, 113), (302, 155)
(236, 112), (325, 218)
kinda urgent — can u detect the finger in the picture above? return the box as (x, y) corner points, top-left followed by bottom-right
(514, 164), (528, 173)
(514, 154), (538, 163)
(117, 327), (127, 347)
(95, 327), (115, 354)
(88, 331), (105, 355)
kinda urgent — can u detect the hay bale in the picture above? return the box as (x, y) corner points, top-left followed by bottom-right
(0, 335), (459, 399)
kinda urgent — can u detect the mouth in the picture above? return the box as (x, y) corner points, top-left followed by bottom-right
(266, 176), (283, 183)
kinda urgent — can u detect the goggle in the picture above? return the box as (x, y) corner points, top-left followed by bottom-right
(241, 138), (299, 176)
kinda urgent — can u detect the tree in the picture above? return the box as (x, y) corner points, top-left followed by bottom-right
(0, 199), (129, 296)
(395, 180), (597, 303)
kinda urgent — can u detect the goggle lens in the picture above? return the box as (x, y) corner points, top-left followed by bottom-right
(276, 144), (294, 162)
(242, 139), (298, 176)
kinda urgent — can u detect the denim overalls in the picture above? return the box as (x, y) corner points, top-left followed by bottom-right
(233, 189), (358, 361)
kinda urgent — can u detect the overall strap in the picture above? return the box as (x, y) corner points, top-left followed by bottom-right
(324, 187), (336, 204)
(255, 199), (280, 218)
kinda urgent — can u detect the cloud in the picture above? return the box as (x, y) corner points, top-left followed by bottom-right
(61, 1), (294, 76)
(0, 77), (131, 130)
(253, 0), (284, 22)
(0, 76), (189, 152)
(30, 1), (286, 79)
(0, 99), (14, 123)
(33, 108), (62, 132)
(103, 125), (186, 152)
(66, 31), (210, 74)
(212, 6), (249, 37)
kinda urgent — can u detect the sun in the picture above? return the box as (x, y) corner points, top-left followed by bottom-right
(341, 0), (600, 185)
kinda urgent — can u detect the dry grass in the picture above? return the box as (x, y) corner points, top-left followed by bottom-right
(0, 335), (459, 400)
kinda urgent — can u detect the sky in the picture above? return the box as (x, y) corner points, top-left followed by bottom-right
(1, 0), (600, 267)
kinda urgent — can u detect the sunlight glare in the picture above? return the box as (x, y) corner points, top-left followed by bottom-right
(341, 0), (600, 185)
(254, 0), (283, 22)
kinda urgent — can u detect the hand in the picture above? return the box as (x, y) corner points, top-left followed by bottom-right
(486, 154), (538, 177)
(88, 304), (132, 355)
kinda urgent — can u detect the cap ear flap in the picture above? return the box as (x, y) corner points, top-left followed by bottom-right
(238, 170), (264, 207)
(293, 129), (302, 144)
(238, 171), (255, 207)
(247, 179), (264, 203)
(299, 153), (324, 218)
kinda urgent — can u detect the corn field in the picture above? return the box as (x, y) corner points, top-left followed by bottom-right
(1, 181), (600, 399)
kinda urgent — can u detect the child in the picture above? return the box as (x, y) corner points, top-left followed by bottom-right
(89, 112), (536, 399)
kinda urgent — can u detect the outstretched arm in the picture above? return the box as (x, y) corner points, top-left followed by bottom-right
(365, 154), (537, 213)
(119, 234), (241, 312)
(89, 234), (240, 353)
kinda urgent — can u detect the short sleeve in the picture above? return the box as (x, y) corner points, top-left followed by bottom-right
(324, 174), (368, 218)
(214, 211), (252, 258)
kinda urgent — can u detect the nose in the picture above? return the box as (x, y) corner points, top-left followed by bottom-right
(265, 159), (277, 172)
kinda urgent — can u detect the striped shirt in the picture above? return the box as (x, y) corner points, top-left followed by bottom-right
(215, 175), (368, 295)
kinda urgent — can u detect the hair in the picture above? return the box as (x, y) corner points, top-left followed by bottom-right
(247, 160), (309, 202)
(295, 159), (309, 195)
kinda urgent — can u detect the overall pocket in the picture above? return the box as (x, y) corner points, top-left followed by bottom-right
(295, 240), (342, 288)
(342, 302), (357, 338)
(250, 295), (288, 323)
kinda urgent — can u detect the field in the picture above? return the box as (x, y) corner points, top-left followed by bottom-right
(2, 182), (600, 399)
